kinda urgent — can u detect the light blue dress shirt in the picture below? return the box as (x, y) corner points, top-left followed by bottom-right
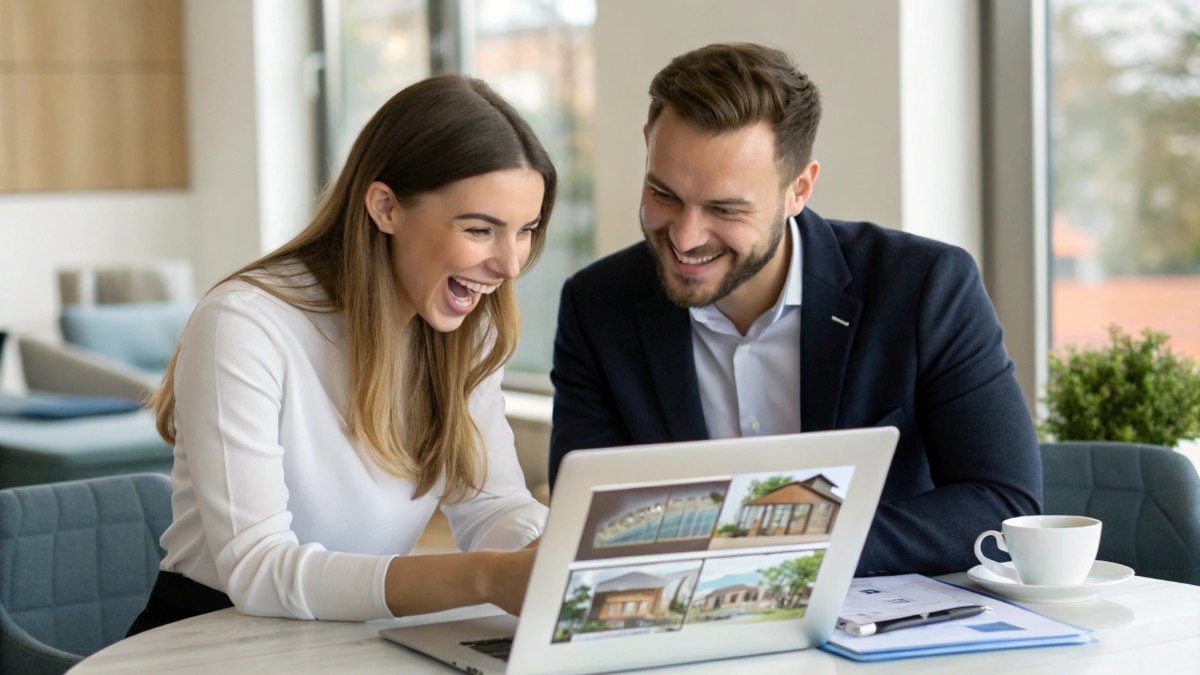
(691, 216), (803, 439)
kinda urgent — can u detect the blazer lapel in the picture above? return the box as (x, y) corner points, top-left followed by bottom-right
(636, 291), (709, 441)
(799, 211), (862, 431)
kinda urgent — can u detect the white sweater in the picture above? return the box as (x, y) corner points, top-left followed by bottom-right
(158, 277), (547, 621)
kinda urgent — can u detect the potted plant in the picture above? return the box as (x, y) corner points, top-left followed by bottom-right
(1040, 325), (1200, 446)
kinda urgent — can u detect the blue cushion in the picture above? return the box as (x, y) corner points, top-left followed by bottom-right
(0, 393), (142, 420)
(59, 303), (191, 372)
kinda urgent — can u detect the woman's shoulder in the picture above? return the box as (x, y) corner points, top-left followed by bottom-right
(203, 264), (328, 312)
(193, 265), (340, 339)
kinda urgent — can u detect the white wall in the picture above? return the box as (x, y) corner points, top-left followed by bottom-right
(900, 0), (983, 261)
(0, 192), (192, 333)
(253, 0), (321, 254)
(593, 0), (981, 261)
(187, 0), (264, 290)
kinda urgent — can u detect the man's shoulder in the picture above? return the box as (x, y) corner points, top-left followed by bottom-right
(816, 215), (977, 280)
(827, 217), (960, 258)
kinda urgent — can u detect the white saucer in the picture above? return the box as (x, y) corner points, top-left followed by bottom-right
(966, 560), (1135, 604)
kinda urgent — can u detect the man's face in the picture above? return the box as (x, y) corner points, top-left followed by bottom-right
(640, 107), (806, 315)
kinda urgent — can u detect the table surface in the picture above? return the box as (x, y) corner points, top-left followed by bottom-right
(70, 573), (1200, 674)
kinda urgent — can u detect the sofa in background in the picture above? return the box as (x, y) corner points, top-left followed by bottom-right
(0, 263), (190, 488)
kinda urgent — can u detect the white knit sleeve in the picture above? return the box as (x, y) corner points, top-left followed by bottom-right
(173, 289), (394, 621)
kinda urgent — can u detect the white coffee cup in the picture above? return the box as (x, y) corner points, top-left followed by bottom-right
(973, 515), (1101, 586)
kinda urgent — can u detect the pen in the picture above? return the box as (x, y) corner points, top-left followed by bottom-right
(844, 604), (987, 637)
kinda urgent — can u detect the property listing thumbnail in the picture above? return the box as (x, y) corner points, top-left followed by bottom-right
(553, 560), (701, 643)
(709, 469), (851, 550)
(553, 466), (853, 644)
(553, 549), (828, 643)
(576, 480), (728, 560)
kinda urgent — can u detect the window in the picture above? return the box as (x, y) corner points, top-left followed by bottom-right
(323, 0), (430, 169)
(321, 0), (596, 384)
(1048, 0), (1200, 360)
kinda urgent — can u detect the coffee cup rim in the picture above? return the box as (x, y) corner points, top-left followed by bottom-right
(1002, 514), (1100, 529)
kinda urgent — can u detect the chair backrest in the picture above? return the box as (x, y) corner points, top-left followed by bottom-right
(1040, 442), (1200, 585)
(0, 473), (173, 673)
(58, 261), (193, 307)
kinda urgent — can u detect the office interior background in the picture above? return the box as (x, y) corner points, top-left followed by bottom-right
(2, 0), (1198, 424)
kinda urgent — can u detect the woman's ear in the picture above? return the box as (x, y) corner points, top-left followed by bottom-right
(365, 181), (400, 234)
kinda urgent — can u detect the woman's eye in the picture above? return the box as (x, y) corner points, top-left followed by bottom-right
(467, 227), (491, 237)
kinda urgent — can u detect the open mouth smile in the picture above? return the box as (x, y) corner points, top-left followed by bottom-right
(448, 276), (501, 307)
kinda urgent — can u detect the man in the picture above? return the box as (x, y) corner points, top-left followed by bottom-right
(549, 43), (1040, 576)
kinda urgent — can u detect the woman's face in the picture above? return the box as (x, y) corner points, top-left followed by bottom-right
(368, 167), (545, 332)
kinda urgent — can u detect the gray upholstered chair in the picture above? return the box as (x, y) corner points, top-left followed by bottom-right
(1040, 442), (1200, 585)
(0, 473), (172, 674)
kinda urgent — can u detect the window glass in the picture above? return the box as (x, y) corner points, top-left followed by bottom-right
(1049, 0), (1200, 358)
(326, 0), (430, 167)
(470, 0), (596, 380)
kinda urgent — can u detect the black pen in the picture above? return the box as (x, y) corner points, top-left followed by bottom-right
(844, 604), (987, 637)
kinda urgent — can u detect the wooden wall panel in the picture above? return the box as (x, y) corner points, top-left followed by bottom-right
(2, 0), (187, 192)
(9, 0), (182, 65)
(0, 0), (13, 63)
(140, 72), (188, 187)
(0, 75), (14, 191)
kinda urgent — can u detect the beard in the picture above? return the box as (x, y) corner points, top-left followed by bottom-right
(642, 208), (786, 309)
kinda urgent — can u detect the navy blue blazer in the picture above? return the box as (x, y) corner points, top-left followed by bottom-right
(549, 209), (1041, 576)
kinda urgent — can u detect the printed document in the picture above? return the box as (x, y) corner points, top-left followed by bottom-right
(825, 575), (1091, 661)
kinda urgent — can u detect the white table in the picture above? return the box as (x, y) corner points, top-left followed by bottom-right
(70, 574), (1200, 674)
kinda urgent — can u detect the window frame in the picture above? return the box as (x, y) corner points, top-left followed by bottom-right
(981, 0), (1051, 416)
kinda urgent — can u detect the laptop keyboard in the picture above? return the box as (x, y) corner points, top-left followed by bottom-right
(461, 636), (514, 662)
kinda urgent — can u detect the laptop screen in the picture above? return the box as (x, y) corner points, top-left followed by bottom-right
(552, 465), (855, 644)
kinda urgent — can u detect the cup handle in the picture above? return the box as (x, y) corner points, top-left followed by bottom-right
(974, 530), (1020, 582)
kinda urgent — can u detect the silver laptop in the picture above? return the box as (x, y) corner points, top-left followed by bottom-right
(381, 427), (898, 674)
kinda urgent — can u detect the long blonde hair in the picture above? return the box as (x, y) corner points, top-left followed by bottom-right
(153, 76), (556, 501)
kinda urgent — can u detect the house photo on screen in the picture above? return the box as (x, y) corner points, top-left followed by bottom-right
(553, 560), (703, 643)
(684, 549), (827, 626)
(709, 467), (854, 551)
(574, 480), (730, 561)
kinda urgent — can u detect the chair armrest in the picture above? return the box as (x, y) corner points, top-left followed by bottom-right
(1, 606), (82, 672)
(17, 335), (160, 402)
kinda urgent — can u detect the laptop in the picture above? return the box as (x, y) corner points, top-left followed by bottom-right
(381, 427), (898, 674)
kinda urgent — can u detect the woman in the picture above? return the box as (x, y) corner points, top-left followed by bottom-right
(128, 75), (555, 634)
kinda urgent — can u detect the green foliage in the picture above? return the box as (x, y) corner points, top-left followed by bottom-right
(1041, 326), (1200, 446)
(743, 476), (795, 503)
(715, 523), (742, 537)
(557, 584), (593, 627)
(758, 550), (826, 608)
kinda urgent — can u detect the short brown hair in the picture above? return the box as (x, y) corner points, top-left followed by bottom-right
(648, 43), (822, 181)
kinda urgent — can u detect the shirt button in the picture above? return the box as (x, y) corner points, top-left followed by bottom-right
(749, 420), (761, 432)
(737, 344), (749, 352)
